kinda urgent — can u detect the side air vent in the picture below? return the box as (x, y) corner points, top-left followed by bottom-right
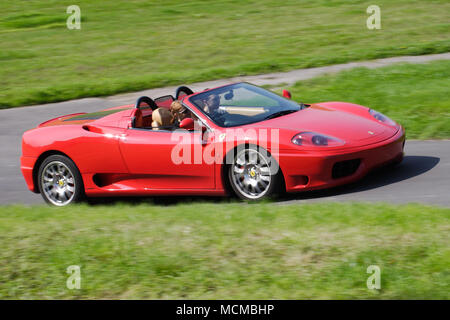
(82, 125), (104, 134)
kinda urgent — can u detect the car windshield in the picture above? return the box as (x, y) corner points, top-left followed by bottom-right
(189, 83), (301, 127)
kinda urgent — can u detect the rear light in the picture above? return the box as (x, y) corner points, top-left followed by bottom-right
(292, 132), (345, 147)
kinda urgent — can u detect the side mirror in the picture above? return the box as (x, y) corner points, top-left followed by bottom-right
(224, 90), (234, 100)
(179, 118), (195, 131)
(282, 90), (292, 99)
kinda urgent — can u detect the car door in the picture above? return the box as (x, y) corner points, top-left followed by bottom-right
(119, 127), (215, 190)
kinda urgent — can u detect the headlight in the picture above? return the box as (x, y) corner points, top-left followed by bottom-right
(292, 132), (345, 147)
(369, 109), (397, 126)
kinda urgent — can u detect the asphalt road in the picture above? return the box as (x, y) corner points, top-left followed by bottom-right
(1, 53), (449, 206)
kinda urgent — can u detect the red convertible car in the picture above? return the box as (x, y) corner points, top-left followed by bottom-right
(21, 82), (405, 206)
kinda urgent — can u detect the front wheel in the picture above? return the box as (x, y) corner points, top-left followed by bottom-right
(228, 146), (281, 200)
(37, 155), (84, 206)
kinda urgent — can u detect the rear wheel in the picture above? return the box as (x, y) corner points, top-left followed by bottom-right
(228, 146), (280, 200)
(37, 155), (84, 206)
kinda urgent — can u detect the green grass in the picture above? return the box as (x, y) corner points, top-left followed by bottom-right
(0, 0), (449, 108)
(284, 60), (450, 139)
(0, 202), (448, 299)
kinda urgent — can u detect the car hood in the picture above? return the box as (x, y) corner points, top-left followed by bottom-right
(252, 104), (398, 147)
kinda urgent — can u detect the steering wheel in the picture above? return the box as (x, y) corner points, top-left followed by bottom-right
(135, 96), (157, 111)
(175, 86), (194, 99)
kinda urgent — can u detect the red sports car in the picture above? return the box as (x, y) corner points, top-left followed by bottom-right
(21, 82), (405, 206)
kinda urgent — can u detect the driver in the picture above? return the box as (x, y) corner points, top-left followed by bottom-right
(202, 94), (220, 114)
(202, 94), (227, 122)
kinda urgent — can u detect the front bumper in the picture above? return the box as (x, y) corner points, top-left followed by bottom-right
(280, 127), (406, 192)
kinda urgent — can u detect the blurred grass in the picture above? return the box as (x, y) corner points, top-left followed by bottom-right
(0, 0), (449, 108)
(0, 202), (448, 299)
(284, 60), (450, 139)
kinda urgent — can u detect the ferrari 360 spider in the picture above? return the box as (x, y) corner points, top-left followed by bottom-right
(21, 82), (405, 205)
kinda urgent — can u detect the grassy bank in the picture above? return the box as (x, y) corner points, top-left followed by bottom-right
(1, 0), (449, 108)
(285, 60), (450, 139)
(0, 202), (448, 299)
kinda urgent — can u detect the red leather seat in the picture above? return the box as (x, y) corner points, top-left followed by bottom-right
(133, 109), (144, 128)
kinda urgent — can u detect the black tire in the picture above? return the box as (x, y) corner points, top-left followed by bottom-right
(37, 155), (84, 206)
(227, 146), (281, 200)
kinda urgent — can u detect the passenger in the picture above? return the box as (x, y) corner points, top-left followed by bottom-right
(151, 108), (172, 130)
(170, 100), (191, 126)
